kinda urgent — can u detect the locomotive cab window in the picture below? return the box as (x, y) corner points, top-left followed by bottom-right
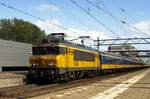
(32, 46), (65, 55)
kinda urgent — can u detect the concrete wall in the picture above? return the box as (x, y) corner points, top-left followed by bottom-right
(0, 66), (2, 72)
(0, 39), (32, 68)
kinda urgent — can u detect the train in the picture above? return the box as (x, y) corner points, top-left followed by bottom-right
(26, 33), (144, 82)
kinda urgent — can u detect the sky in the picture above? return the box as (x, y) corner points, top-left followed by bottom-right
(0, 0), (150, 50)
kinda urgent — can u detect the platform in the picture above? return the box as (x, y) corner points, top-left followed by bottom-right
(30, 68), (150, 99)
(0, 72), (25, 88)
(116, 68), (150, 99)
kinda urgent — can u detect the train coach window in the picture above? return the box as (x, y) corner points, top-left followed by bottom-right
(32, 46), (65, 55)
(74, 50), (95, 61)
(101, 55), (115, 64)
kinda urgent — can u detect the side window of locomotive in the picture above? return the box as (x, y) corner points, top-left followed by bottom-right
(59, 47), (65, 54)
(74, 50), (95, 61)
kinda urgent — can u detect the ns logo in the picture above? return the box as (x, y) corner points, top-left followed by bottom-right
(67, 48), (74, 55)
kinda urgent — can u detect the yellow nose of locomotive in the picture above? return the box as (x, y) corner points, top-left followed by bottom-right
(30, 55), (57, 68)
(41, 55), (57, 67)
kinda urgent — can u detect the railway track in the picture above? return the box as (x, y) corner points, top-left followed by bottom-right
(0, 69), (146, 99)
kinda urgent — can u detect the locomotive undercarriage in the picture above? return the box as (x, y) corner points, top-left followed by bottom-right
(26, 67), (101, 83)
(26, 66), (144, 84)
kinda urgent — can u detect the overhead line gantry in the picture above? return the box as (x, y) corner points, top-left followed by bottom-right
(94, 37), (150, 46)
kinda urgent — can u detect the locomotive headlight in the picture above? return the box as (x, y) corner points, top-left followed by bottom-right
(32, 63), (39, 66)
(48, 63), (55, 67)
(51, 71), (54, 74)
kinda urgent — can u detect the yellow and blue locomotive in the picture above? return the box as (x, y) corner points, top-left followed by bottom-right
(27, 33), (143, 82)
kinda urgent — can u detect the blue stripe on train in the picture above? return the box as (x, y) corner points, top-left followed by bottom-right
(101, 55), (140, 65)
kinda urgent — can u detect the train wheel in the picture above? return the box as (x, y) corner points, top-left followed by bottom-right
(64, 72), (70, 82)
(88, 71), (95, 78)
(26, 71), (36, 83)
(70, 71), (77, 80)
(75, 71), (80, 79)
(72, 71), (77, 80)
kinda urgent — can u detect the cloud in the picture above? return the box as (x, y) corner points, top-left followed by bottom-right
(35, 19), (110, 49)
(132, 20), (150, 36)
(35, 4), (60, 12)
(35, 19), (109, 38)
(35, 19), (62, 33)
(86, 31), (110, 40)
(35, 19), (80, 38)
(35, 19), (150, 50)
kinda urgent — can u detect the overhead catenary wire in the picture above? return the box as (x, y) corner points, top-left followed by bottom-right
(87, 0), (150, 38)
(86, 0), (150, 38)
(111, 0), (150, 37)
(70, 0), (120, 38)
(0, 1), (80, 35)
(111, 0), (138, 23)
(98, 0), (132, 36)
(48, 0), (94, 33)
(86, 0), (131, 36)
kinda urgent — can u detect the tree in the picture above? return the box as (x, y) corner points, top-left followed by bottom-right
(0, 18), (45, 44)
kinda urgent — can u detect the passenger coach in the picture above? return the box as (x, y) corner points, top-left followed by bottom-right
(100, 52), (143, 70)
